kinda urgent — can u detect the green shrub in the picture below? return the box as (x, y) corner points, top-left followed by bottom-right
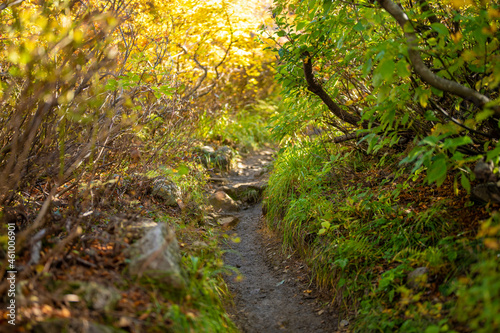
(265, 141), (498, 331)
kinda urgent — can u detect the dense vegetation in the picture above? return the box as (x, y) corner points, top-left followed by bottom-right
(1, 0), (500, 331)
(0, 0), (275, 331)
(264, 0), (500, 331)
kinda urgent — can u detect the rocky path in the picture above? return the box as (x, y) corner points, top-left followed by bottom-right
(213, 149), (340, 333)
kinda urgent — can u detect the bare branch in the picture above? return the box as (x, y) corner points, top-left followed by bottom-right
(429, 100), (493, 139)
(302, 52), (362, 127)
(331, 132), (368, 143)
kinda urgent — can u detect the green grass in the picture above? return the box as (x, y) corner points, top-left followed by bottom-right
(197, 98), (280, 152)
(264, 142), (500, 332)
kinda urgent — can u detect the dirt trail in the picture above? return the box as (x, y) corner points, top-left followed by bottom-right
(218, 149), (340, 333)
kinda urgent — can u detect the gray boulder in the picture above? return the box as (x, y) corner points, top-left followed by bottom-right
(407, 267), (429, 289)
(128, 223), (184, 287)
(474, 160), (496, 182)
(471, 182), (500, 204)
(151, 177), (182, 206)
(209, 191), (239, 212)
(73, 281), (121, 313)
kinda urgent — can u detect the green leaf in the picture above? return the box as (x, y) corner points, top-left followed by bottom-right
(427, 37), (438, 46)
(334, 258), (348, 269)
(176, 164), (190, 176)
(322, 0), (332, 13)
(378, 59), (395, 81)
(296, 21), (307, 31)
(401, 113), (410, 125)
(476, 109), (494, 122)
(321, 221), (331, 229)
(105, 79), (118, 91)
(461, 172), (471, 193)
(424, 109), (439, 121)
(396, 60), (411, 78)
(487, 145), (500, 161)
(159, 85), (173, 96)
(420, 135), (439, 146)
(442, 136), (472, 151)
(419, 90), (430, 108)
(431, 23), (449, 36)
(424, 325), (440, 333)
(484, 141), (491, 152)
(353, 21), (365, 32)
(363, 58), (373, 77)
(427, 153), (447, 186)
(318, 228), (326, 235)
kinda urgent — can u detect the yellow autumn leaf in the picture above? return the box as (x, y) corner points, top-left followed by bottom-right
(488, 8), (500, 19)
(484, 238), (500, 250)
(448, 0), (474, 9)
(451, 32), (462, 43)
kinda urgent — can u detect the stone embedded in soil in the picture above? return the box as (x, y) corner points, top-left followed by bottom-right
(72, 281), (121, 313)
(127, 223), (185, 288)
(202, 215), (218, 227)
(208, 177), (229, 184)
(219, 215), (240, 228)
(110, 216), (158, 241)
(200, 145), (215, 154)
(407, 266), (429, 289)
(196, 145), (234, 171)
(151, 177), (182, 206)
(219, 182), (267, 200)
(340, 319), (349, 327)
(191, 241), (210, 254)
(471, 182), (500, 203)
(214, 146), (234, 171)
(209, 190), (239, 212)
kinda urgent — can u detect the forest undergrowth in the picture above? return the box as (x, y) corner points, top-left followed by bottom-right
(2, 0), (500, 332)
(0, 0), (277, 331)
(264, 140), (500, 332)
(262, 0), (500, 331)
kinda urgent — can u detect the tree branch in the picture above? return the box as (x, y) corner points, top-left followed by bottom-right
(302, 52), (362, 127)
(378, 0), (495, 113)
(331, 132), (368, 143)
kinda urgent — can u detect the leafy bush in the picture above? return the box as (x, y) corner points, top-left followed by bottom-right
(0, 0), (275, 330)
(267, 0), (500, 187)
(264, 2), (500, 328)
(264, 142), (498, 331)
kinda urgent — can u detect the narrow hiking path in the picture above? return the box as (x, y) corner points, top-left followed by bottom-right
(212, 149), (343, 333)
